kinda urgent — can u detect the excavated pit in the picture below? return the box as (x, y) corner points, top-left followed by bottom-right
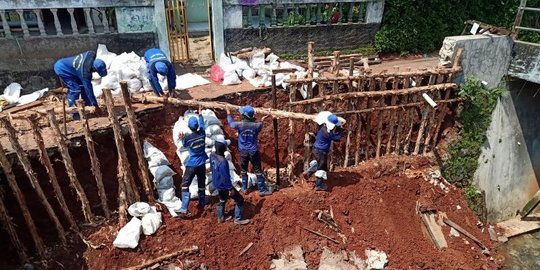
(0, 89), (500, 269)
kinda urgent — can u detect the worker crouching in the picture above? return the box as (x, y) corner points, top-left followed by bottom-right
(210, 138), (250, 225)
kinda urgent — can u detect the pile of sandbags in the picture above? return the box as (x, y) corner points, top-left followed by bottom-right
(0, 83), (49, 108)
(143, 141), (182, 217)
(113, 202), (162, 249)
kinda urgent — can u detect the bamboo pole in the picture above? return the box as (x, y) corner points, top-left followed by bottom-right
(46, 110), (95, 224)
(313, 53), (363, 61)
(102, 89), (140, 203)
(0, 117), (67, 245)
(120, 82), (155, 202)
(271, 75), (280, 185)
(0, 185), (28, 262)
(289, 84), (458, 106)
(0, 142), (46, 257)
(27, 115), (79, 231)
(77, 100), (110, 219)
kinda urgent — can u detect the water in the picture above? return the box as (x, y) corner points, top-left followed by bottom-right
(498, 231), (540, 270)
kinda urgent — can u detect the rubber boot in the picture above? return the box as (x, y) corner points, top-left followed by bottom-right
(216, 201), (225, 223)
(314, 177), (328, 191)
(234, 204), (250, 225)
(197, 190), (207, 209)
(241, 174), (249, 193)
(177, 191), (191, 218)
(256, 175), (272, 196)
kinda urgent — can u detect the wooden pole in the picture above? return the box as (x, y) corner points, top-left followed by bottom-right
(307, 41), (314, 78)
(354, 113), (364, 165)
(288, 83), (458, 106)
(0, 117), (67, 245)
(375, 98), (384, 158)
(403, 83), (421, 154)
(0, 142), (46, 257)
(46, 110), (95, 224)
(271, 75), (280, 186)
(27, 115), (79, 231)
(287, 80), (296, 184)
(413, 106), (431, 155)
(303, 83), (314, 175)
(102, 89), (140, 204)
(0, 185), (28, 262)
(431, 89), (453, 148)
(331, 51), (341, 75)
(385, 94), (399, 155)
(120, 82), (155, 202)
(123, 246), (199, 270)
(348, 57), (354, 76)
(335, 98), (464, 115)
(364, 98), (372, 160)
(77, 100), (111, 219)
(62, 95), (68, 137)
(422, 90), (440, 154)
(10, 106), (96, 120)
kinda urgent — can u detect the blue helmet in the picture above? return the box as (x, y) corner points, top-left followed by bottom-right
(93, 59), (107, 77)
(327, 114), (341, 127)
(188, 116), (199, 130)
(239, 105), (255, 118)
(155, 62), (168, 76)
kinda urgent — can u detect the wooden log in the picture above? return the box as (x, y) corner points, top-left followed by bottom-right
(0, 117), (67, 245)
(0, 142), (46, 257)
(365, 98), (372, 160)
(0, 186), (28, 262)
(330, 51), (341, 75)
(443, 218), (488, 250)
(303, 227), (339, 244)
(120, 82), (154, 202)
(403, 89), (420, 154)
(303, 81), (313, 174)
(271, 75), (280, 185)
(413, 105), (431, 155)
(28, 115), (79, 231)
(422, 90), (440, 154)
(288, 83), (458, 106)
(102, 89), (140, 203)
(348, 57), (354, 76)
(10, 105), (96, 120)
(137, 95), (347, 124)
(452, 48), (464, 69)
(375, 98), (384, 158)
(117, 164), (128, 227)
(334, 98), (465, 115)
(431, 89), (453, 148)
(307, 41), (314, 78)
(77, 100), (110, 219)
(354, 113), (364, 165)
(288, 82), (296, 184)
(394, 92), (408, 154)
(46, 110), (95, 224)
(385, 94), (399, 155)
(123, 246), (200, 270)
(313, 53), (363, 61)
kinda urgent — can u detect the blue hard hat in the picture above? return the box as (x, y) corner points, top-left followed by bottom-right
(188, 116), (199, 130)
(155, 62), (168, 76)
(327, 114), (341, 127)
(239, 105), (255, 117)
(93, 59), (107, 77)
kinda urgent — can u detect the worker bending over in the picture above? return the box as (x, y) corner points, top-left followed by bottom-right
(226, 105), (272, 196)
(144, 48), (176, 97)
(54, 51), (107, 120)
(210, 137), (250, 225)
(305, 112), (343, 191)
(177, 111), (208, 218)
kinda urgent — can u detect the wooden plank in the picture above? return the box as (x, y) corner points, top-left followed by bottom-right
(521, 189), (540, 218)
(421, 213), (448, 250)
(497, 217), (540, 238)
(0, 185), (28, 262)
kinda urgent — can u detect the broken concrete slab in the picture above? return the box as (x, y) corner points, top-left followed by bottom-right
(271, 246), (307, 270)
(366, 249), (388, 270)
(318, 247), (366, 270)
(497, 217), (540, 238)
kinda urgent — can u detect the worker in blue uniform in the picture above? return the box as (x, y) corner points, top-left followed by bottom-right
(54, 51), (107, 120)
(176, 111), (208, 218)
(210, 137), (250, 225)
(143, 48), (176, 97)
(226, 105), (272, 196)
(304, 113), (343, 191)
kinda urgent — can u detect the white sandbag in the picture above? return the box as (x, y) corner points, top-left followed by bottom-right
(149, 165), (176, 180)
(172, 116), (192, 147)
(127, 202), (151, 217)
(127, 78), (143, 93)
(205, 125), (224, 137)
(143, 141), (170, 168)
(178, 150), (190, 165)
(157, 187), (177, 202)
(200, 109), (221, 127)
(205, 137), (214, 147)
(141, 207), (162, 236)
(3, 83), (22, 104)
(265, 53), (279, 64)
(141, 76), (152, 92)
(96, 44), (117, 69)
(156, 175), (174, 190)
(175, 73), (210, 90)
(280, 61), (305, 72)
(100, 73), (119, 89)
(16, 88), (48, 106)
(242, 69), (256, 80)
(222, 68), (241, 85)
(250, 51), (266, 69)
(113, 217), (142, 249)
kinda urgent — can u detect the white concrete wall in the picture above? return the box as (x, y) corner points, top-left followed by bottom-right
(509, 41), (540, 85)
(153, 0), (169, 58)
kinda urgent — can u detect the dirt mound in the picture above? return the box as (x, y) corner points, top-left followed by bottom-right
(77, 155), (499, 270)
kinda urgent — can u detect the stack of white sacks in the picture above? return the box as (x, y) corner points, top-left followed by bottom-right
(112, 202), (162, 249)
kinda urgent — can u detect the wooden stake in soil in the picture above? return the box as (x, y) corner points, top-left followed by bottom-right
(385, 94), (399, 155)
(364, 98), (372, 160)
(0, 117), (67, 245)
(403, 87), (421, 154)
(413, 105), (431, 155)
(0, 142), (46, 257)
(46, 110), (95, 224)
(120, 82), (155, 202)
(239, 242), (254, 257)
(307, 41), (314, 78)
(77, 100), (111, 219)
(271, 75), (280, 185)
(0, 186), (28, 262)
(27, 115), (79, 230)
(287, 80), (296, 184)
(303, 227), (340, 244)
(102, 88), (140, 204)
(123, 246), (199, 270)
(375, 98), (384, 158)
(354, 113), (364, 165)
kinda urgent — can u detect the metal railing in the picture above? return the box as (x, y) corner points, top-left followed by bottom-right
(512, 0), (540, 43)
(0, 7), (116, 39)
(240, 1), (369, 29)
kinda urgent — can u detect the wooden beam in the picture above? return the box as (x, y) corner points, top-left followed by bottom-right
(271, 75), (281, 185)
(289, 84), (458, 106)
(334, 98), (465, 115)
(46, 110), (95, 224)
(443, 217), (488, 251)
(27, 115), (79, 231)
(0, 185), (28, 262)
(421, 212), (448, 250)
(307, 41), (314, 78)
(123, 246), (200, 270)
(0, 142), (46, 257)
(77, 100), (111, 219)
(0, 117), (67, 245)
(120, 82), (155, 202)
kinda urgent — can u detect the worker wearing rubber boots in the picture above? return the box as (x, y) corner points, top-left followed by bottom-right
(54, 51), (107, 120)
(143, 48), (176, 97)
(210, 137), (250, 225)
(305, 113), (343, 191)
(226, 105), (272, 196)
(177, 113), (208, 218)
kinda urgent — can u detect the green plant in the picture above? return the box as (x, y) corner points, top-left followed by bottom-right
(464, 185), (484, 218)
(442, 77), (506, 188)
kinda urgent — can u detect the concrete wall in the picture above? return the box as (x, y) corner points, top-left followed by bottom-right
(224, 23), (379, 54)
(474, 83), (540, 222)
(508, 41), (540, 85)
(440, 35), (513, 89)
(0, 0), (153, 9)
